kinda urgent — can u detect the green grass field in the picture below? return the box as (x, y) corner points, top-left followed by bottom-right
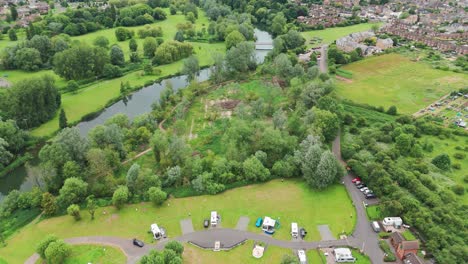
(301, 23), (381, 48)
(0, 180), (355, 263)
(365, 205), (382, 221)
(34, 244), (126, 264)
(182, 240), (291, 264)
(336, 54), (468, 114)
(401, 230), (417, 241)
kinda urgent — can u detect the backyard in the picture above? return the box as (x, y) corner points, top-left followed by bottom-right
(336, 53), (468, 114)
(301, 23), (381, 48)
(0, 179), (355, 263)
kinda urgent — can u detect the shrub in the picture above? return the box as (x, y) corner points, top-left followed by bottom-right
(452, 184), (465, 195)
(67, 204), (81, 221)
(452, 163), (461, 170)
(431, 154), (451, 170)
(464, 175), (468, 183)
(379, 232), (390, 239)
(453, 152), (466, 160)
(378, 240), (396, 262)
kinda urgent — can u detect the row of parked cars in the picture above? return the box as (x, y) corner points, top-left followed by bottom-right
(352, 177), (377, 199)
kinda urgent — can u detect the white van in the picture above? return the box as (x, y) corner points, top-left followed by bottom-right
(151, 223), (162, 240)
(291, 222), (298, 238)
(371, 221), (380, 232)
(297, 250), (307, 264)
(210, 211), (218, 227)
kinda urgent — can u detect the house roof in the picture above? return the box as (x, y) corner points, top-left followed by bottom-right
(391, 232), (405, 244)
(402, 240), (420, 250)
(404, 252), (425, 264)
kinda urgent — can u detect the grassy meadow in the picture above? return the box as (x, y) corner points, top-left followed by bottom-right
(301, 23), (381, 48)
(336, 54), (468, 114)
(0, 180), (355, 263)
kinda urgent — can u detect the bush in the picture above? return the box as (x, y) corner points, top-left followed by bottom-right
(431, 153), (451, 170)
(379, 232), (390, 239)
(453, 152), (466, 160)
(452, 184), (465, 195)
(452, 163), (461, 170)
(464, 175), (468, 183)
(378, 240), (396, 262)
(36, 235), (58, 259)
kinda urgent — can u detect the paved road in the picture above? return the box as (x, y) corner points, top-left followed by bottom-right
(319, 45), (328, 73)
(331, 133), (384, 263)
(25, 134), (384, 264)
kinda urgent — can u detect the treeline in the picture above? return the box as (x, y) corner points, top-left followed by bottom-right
(342, 113), (467, 263)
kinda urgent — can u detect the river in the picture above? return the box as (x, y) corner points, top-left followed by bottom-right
(0, 29), (273, 201)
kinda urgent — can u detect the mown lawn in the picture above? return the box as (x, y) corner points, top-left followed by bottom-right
(0, 179), (355, 263)
(336, 54), (468, 114)
(182, 240), (291, 264)
(301, 23), (381, 48)
(401, 230), (417, 241)
(365, 205), (382, 221)
(307, 249), (325, 264)
(35, 244), (126, 264)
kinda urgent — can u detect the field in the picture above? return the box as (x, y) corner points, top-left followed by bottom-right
(0, 180), (355, 263)
(34, 244), (126, 264)
(301, 23), (381, 48)
(336, 54), (468, 114)
(182, 241), (291, 264)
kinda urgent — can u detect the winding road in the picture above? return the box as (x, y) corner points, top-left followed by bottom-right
(25, 134), (384, 264)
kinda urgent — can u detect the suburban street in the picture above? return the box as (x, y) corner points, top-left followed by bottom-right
(24, 134), (384, 264)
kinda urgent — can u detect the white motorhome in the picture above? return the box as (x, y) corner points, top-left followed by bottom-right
(297, 250), (307, 264)
(151, 224), (162, 240)
(334, 248), (356, 263)
(210, 211), (218, 227)
(291, 222), (298, 238)
(382, 217), (403, 228)
(262, 216), (276, 234)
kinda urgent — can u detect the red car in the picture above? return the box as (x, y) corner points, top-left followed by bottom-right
(352, 177), (361, 183)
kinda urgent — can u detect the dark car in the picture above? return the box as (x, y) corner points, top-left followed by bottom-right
(356, 183), (366, 189)
(203, 219), (209, 228)
(133, 238), (144, 247)
(299, 228), (307, 239)
(365, 193), (377, 199)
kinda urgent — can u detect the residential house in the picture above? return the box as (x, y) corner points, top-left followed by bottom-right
(390, 232), (420, 260)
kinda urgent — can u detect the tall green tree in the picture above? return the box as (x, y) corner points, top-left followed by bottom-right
(225, 30), (245, 50)
(8, 29), (17, 41)
(129, 38), (138, 52)
(59, 109), (68, 129)
(2, 75), (59, 128)
(112, 186), (129, 209)
(86, 195), (97, 220)
(53, 44), (109, 80)
(67, 204), (81, 221)
(110, 45), (125, 66)
(10, 6), (18, 21)
(181, 55), (199, 81)
(143, 37), (158, 58)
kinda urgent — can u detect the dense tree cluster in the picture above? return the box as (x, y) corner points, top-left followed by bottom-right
(342, 112), (468, 263)
(139, 241), (184, 264)
(0, 75), (60, 129)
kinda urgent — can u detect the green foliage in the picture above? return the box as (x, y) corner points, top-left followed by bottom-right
(67, 204), (81, 221)
(242, 156), (271, 182)
(58, 177), (88, 208)
(44, 240), (71, 263)
(93, 36), (110, 49)
(153, 41), (193, 65)
(53, 44), (109, 80)
(148, 187), (167, 206)
(386, 105), (397, 115)
(41, 192), (57, 216)
(1, 75), (60, 129)
(181, 56), (200, 81)
(225, 30), (245, 50)
(36, 235), (58, 259)
(378, 241), (396, 262)
(164, 241), (184, 255)
(110, 45), (125, 66)
(431, 153), (451, 170)
(112, 186), (129, 210)
(59, 109), (68, 129)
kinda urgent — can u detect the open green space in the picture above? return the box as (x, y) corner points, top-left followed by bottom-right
(336, 53), (468, 114)
(301, 23), (381, 48)
(307, 249), (325, 264)
(0, 179), (355, 263)
(182, 240), (291, 264)
(365, 205), (382, 221)
(35, 244), (126, 264)
(352, 249), (371, 264)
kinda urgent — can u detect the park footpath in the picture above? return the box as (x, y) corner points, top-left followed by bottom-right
(25, 135), (385, 264)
